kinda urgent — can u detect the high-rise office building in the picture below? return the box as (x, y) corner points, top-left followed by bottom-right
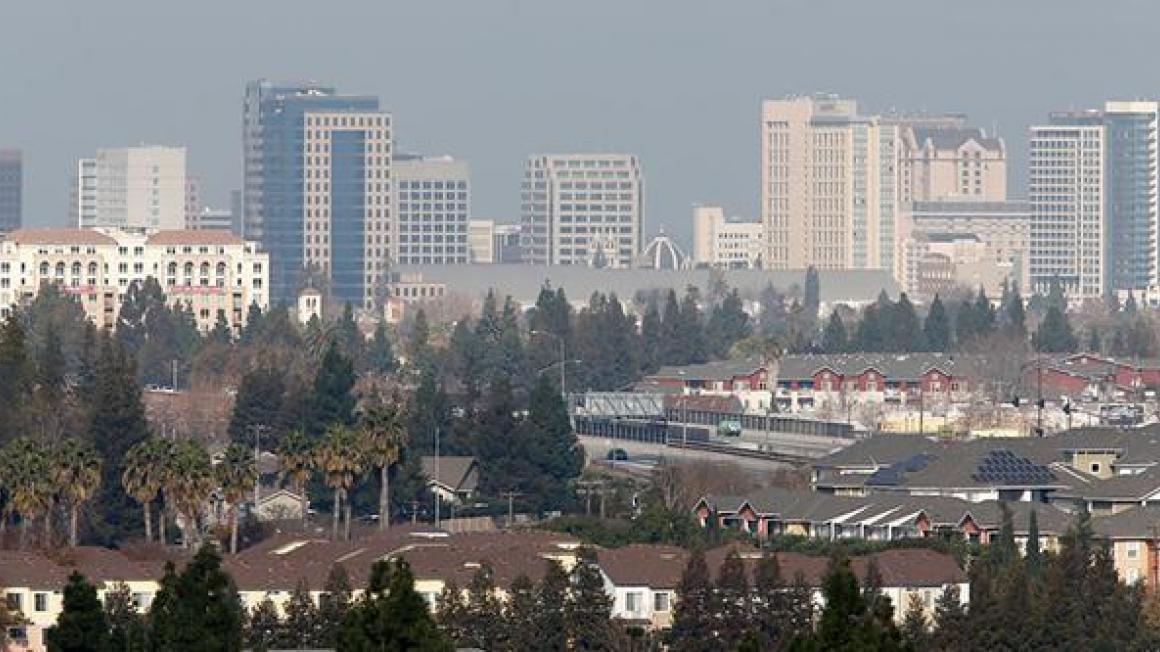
(1029, 112), (1106, 298)
(185, 175), (202, 225)
(393, 155), (470, 264)
(493, 223), (522, 263)
(691, 205), (762, 269)
(760, 96), (900, 276)
(243, 80), (390, 306)
(890, 116), (1007, 203)
(75, 146), (187, 231)
(520, 154), (643, 267)
(0, 150), (21, 234)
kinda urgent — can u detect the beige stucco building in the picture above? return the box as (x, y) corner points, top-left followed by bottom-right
(888, 116), (1007, 203)
(760, 95), (900, 275)
(0, 228), (269, 331)
(691, 205), (762, 269)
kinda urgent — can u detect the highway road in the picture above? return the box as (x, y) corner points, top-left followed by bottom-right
(579, 435), (799, 473)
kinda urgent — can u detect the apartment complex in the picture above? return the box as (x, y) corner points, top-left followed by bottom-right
(74, 146), (187, 231)
(891, 116), (1007, 203)
(0, 149), (21, 234)
(0, 228), (268, 331)
(760, 96), (900, 276)
(242, 80), (390, 306)
(393, 155), (470, 265)
(1029, 112), (1106, 298)
(691, 205), (762, 269)
(520, 154), (643, 268)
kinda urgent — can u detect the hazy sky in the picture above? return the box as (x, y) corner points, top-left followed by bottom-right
(3, 1), (1159, 244)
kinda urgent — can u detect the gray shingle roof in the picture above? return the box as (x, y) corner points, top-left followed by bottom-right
(813, 435), (940, 470)
(1082, 468), (1160, 501)
(1092, 505), (1160, 539)
(912, 126), (1004, 152)
(776, 352), (978, 381)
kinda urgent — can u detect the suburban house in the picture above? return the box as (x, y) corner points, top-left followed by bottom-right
(253, 487), (307, 522)
(1092, 505), (1160, 587)
(598, 545), (969, 629)
(1034, 353), (1160, 398)
(420, 456), (480, 505)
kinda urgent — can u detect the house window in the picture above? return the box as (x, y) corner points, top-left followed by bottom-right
(5, 593), (20, 612)
(1128, 542), (1140, 559)
(1091, 463), (1101, 474)
(653, 592), (671, 612)
(34, 593), (47, 612)
(625, 591), (642, 614)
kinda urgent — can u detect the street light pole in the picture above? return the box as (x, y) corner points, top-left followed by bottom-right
(433, 426), (441, 529)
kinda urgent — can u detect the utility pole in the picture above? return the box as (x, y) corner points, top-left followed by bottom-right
(171, 359), (178, 391)
(410, 500), (419, 525)
(1037, 354), (1044, 433)
(501, 491), (521, 528)
(248, 423), (269, 507)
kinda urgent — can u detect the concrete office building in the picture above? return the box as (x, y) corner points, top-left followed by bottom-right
(520, 154), (643, 268)
(187, 207), (235, 232)
(242, 80), (390, 306)
(906, 200), (1030, 293)
(0, 150), (21, 234)
(760, 96), (900, 277)
(493, 223), (522, 263)
(393, 155), (470, 265)
(889, 116), (1007, 203)
(75, 146), (187, 231)
(1029, 112), (1106, 298)
(467, 219), (495, 263)
(691, 205), (762, 269)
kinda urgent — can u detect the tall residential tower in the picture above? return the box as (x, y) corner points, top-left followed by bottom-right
(242, 80), (391, 306)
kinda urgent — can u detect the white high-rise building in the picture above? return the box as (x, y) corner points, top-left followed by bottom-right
(75, 146), (187, 231)
(760, 96), (900, 277)
(520, 154), (643, 267)
(392, 155), (470, 265)
(1029, 113), (1106, 298)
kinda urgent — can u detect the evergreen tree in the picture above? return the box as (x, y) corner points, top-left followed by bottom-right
(1004, 282), (1027, 337)
(754, 553), (788, 650)
(407, 309), (435, 376)
(900, 594), (930, 650)
(337, 559), (451, 652)
(659, 290), (683, 365)
(930, 585), (966, 650)
(716, 550), (752, 651)
(310, 341), (356, 432)
(794, 553), (902, 651)
(853, 304), (884, 352)
(676, 286), (709, 364)
(244, 598), (281, 652)
(974, 287), (996, 337)
(210, 309), (233, 345)
(0, 314), (31, 444)
(461, 564), (505, 650)
(525, 374), (583, 509)
(1033, 305), (1078, 353)
(1089, 327), (1102, 354)
(533, 561), (570, 651)
(887, 293), (924, 352)
(639, 301), (663, 374)
(434, 580), (467, 647)
(955, 298), (978, 345)
(503, 574), (539, 651)
(567, 552), (620, 651)
(104, 582), (146, 652)
(317, 563), (353, 648)
(148, 545), (244, 652)
(335, 302), (365, 364)
(280, 579), (321, 649)
(923, 295), (952, 352)
(365, 323), (397, 375)
(803, 266), (821, 317)
(45, 572), (109, 652)
(227, 365), (285, 443)
(669, 548), (720, 652)
(1026, 510), (1042, 578)
(706, 289), (752, 358)
(785, 571), (815, 643)
(821, 310), (848, 353)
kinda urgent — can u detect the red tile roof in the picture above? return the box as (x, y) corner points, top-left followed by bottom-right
(5, 228), (118, 246)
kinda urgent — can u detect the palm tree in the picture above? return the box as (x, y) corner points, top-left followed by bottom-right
(216, 442), (258, 555)
(3, 438), (51, 549)
(51, 438), (102, 548)
(163, 440), (214, 549)
(123, 438), (171, 543)
(357, 403), (408, 531)
(315, 424), (363, 541)
(276, 429), (314, 531)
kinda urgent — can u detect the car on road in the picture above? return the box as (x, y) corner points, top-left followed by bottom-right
(717, 420), (743, 437)
(606, 448), (629, 461)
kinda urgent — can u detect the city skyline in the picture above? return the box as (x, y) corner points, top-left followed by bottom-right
(6, 1), (1160, 246)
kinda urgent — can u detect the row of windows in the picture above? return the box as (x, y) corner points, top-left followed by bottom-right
(398, 180), (467, 190)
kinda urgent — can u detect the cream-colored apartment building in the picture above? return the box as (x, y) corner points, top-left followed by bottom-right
(903, 200), (1030, 296)
(0, 228), (269, 332)
(760, 96), (900, 276)
(888, 116), (1007, 203)
(521, 154), (643, 268)
(691, 205), (762, 269)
